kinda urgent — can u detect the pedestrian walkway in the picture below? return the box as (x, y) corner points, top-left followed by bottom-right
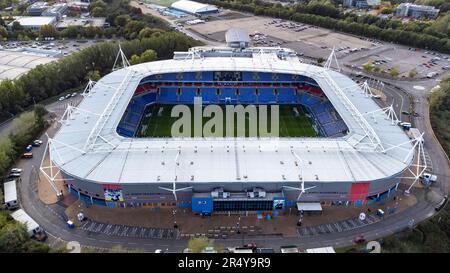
(79, 219), (180, 240)
(297, 213), (382, 237)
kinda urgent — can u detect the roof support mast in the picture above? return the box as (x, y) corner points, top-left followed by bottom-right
(83, 46), (135, 152)
(282, 151), (317, 200)
(113, 44), (130, 71)
(324, 46), (340, 72)
(158, 150), (193, 202)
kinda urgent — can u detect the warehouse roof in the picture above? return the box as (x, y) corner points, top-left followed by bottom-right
(9, 16), (56, 27)
(171, 0), (218, 14)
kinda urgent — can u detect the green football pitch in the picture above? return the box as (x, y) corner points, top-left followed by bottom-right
(136, 104), (318, 138)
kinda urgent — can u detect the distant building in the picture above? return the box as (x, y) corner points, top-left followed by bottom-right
(8, 16), (57, 31)
(343, 0), (380, 9)
(42, 3), (69, 20)
(67, 0), (91, 11)
(225, 28), (250, 49)
(170, 0), (218, 16)
(56, 17), (107, 29)
(26, 1), (49, 16)
(395, 3), (440, 19)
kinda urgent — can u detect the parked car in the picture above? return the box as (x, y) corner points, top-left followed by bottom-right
(59, 96), (65, 101)
(435, 196), (448, 211)
(10, 168), (22, 173)
(421, 173), (438, 183)
(243, 243), (257, 250)
(354, 235), (366, 244)
(22, 152), (33, 159)
(32, 140), (42, 147)
(26, 145), (33, 152)
(8, 172), (21, 178)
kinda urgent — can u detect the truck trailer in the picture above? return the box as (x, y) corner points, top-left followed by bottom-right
(3, 180), (19, 210)
(10, 209), (47, 241)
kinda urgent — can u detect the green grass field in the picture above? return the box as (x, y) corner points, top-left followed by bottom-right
(137, 104), (318, 138)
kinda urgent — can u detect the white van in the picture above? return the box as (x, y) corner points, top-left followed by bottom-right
(4, 180), (19, 210)
(11, 209), (47, 241)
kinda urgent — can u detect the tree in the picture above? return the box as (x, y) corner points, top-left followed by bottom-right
(139, 49), (157, 63)
(363, 59), (373, 73)
(129, 54), (141, 65)
(409, 68), (418, 78)
(138, 27), (163, 39)
(85, 70), (101, 81)
(91, 6), (106, 17)
(187, 237), (211, 253)
(61, 26), (83, 39)
(390, 66), (400, 78)
(114, 14), (131, 27)
(39, 24), (58, 38)
(129, 49), (157, 65)
(34, 104), (48, 128)
(0, 26), (7, 40)
(373, 66), (382, 73)
(317, 57), (325, 65)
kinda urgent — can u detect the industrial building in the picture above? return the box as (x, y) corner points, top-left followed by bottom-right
(170, 0), (219, 16)
(8, 16), (57, 31)
(343, 0), (380, 9)
(26, 1), (49, 16)
(395, 3), (440, 19)
(42, 3), (69, 20)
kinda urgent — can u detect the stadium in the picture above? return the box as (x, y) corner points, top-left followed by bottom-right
(48, 30), (414, 214)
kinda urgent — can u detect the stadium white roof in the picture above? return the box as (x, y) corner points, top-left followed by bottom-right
(50, 46), (414, 185)
(171, 0), (218, 14)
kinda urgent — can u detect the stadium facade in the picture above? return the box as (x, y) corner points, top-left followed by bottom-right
(50, 41), (414, 214)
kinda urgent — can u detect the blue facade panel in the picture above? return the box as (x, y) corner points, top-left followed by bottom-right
(191, 197), (213, 213)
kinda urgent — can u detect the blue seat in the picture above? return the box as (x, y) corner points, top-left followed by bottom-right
(159, 87), (178, 103)
(258, 88), (276, 103)
(179, 87), (197, 103)
(239, 88), (257, 103)
(219, 87), (237, 102)
(278, 88), (296, 103)
(201, 88), (218, 104)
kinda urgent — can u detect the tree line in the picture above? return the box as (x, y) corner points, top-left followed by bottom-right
(198, 0), (450, 53)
